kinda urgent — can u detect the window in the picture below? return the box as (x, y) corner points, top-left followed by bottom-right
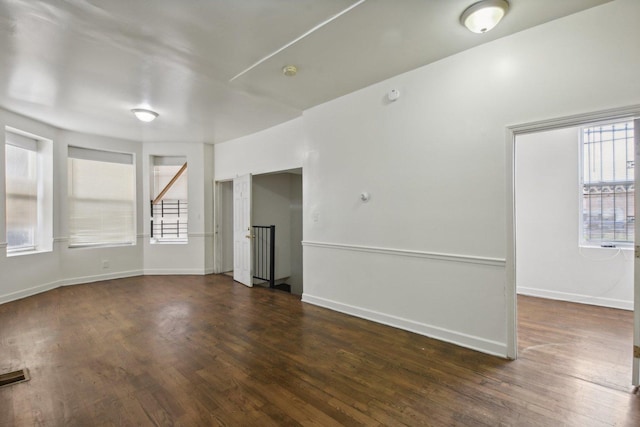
(5, 129), (52, 254)
(581, 121), (635, 246)
(68, 147), (136, 247)
(150, 156), (187, 243)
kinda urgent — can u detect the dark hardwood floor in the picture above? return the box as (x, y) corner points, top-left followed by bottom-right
(0, 275), (638, 426)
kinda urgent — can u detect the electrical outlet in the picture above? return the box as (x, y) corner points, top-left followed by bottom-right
(102, 260), (109, 269)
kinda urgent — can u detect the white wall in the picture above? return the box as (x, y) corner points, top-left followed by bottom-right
(516, 127), (633, 310)
(301, 0), (640, 357)
(289, 173), (303, 295)
(0, 108), (143, 304)
(214, 117), (305, 181)
(204, 143), (215, 274)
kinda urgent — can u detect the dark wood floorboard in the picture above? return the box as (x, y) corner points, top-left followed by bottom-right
(0, 275), (638, 426)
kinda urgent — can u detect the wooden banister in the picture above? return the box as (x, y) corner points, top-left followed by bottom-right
(152, 162), (187, 205)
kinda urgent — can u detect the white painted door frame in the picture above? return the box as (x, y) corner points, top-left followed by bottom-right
(506, 104), (640, 384)
(634, 117), (640, 386)
(213, 180), (231, 274)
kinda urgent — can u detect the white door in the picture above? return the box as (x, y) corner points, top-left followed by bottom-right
(233, 174), (253, 287)
(634, 118), (640, 386)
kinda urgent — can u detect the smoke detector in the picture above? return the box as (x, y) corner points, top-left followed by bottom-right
(282, 65), (298, 77)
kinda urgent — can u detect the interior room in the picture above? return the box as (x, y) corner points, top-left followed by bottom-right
(1, 0), (639, 425)
(516, 125), (634, 311)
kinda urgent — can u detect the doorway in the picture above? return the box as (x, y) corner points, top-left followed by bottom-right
(507, 105), (640, 386)
(215, 169), (303, 295)
(514, 124), (634, 389)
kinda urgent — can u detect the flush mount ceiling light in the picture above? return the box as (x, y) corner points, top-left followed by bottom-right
(460, 0), (509, 34)
(131, 108), (159, 122)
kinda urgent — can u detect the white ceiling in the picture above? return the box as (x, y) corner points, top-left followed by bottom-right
(0, 0), (612, 144)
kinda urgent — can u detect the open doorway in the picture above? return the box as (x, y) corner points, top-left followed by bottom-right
(216, 169), (303, 295)
(515, 123), (634, 389)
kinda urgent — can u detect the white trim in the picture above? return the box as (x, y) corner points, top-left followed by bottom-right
(634, 117), (640, 386)
(213, 180), (222, 274)
(5, 126), (52, 144)
(508, 104), (640, 134)
(505, 126), (518, 360)
(0, 281), (59, 305)
(302, 241), (505, 267)
(302, 294), (507, 357)
(140, 233), (214, 239)
(143, 268), (210, 275)
(0, 270), (143, 305)
(518, 287), (633, 311)
(57, 270), (143, 287)
(188, 232), (215, 238)
(6, 131), (37, 151)
(6, 248), (53, 257)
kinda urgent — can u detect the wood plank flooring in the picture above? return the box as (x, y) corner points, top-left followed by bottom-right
(0, 275), (638, 426)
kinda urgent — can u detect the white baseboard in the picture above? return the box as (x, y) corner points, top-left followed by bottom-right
(517, 286), (633, 311)
(301, 293), (507, 358)
(143, 268), (209, 275)
(0, 281), (60, 305)
(0, 270), (144, 305)
(0, 268), (220, 305)
(58, 270), (143, 287)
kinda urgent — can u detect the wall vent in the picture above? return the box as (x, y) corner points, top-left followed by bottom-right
(0, 369), (30, 388)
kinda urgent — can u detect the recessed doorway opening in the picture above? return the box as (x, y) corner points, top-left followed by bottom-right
(215, 169), (303, 295)
(508, 105), (640, 387)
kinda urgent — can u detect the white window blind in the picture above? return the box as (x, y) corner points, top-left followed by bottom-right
(5, 133), (38, 251)
(68, 147), (136, 247)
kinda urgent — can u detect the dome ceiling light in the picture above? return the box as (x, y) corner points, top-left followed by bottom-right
(131, 108), (159, 122)
(461, 0), (509, 34)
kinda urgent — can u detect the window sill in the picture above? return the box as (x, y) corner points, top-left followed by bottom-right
(7, 248), (53, 257)
(68, 242), (136, 250)
(579, 244), (633, 250)
(149, 240), (189, 245)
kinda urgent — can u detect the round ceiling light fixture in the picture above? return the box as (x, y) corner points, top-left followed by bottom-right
(282, 65), (298, 77)
(460, 0), (509, 34)
(131, 108), (159, 122)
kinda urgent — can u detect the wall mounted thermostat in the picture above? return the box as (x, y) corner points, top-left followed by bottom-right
(387, 89), (400, 102)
